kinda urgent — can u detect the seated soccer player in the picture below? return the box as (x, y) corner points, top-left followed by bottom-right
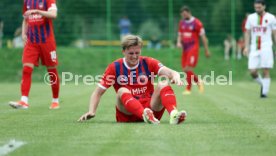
(78, 35), (187, 124)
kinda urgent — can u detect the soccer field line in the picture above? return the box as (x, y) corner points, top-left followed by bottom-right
(0, 139), (26, 156)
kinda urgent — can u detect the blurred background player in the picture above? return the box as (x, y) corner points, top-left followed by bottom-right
(224, 34), (237, 60)
(176, 6), (211, 95)
(78, 35), (187, 125)
(244, 0), (276, 98)
(118, 16), (131, 41)
(9, 0), (60, 109)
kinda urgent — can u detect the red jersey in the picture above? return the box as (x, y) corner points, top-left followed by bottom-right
(178, 17), (205, 52)
(23, 0), (57, 44)
(98, 56), (164, 100)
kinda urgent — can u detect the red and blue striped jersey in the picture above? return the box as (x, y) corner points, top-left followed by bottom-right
(99, 56), (164, 99)
(23, 0), (57, 44)
(178, 17), (205, 52)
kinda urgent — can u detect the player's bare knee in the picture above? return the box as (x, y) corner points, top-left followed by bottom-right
(156, 80), (169, 91)
(117, 87), (131, 97)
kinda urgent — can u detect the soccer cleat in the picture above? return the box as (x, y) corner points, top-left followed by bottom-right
(260, 86), (267, 98)
(182, 89), (191, 95)
(198, 81), (204, 93)
(49, 102), (60, 109)
(170, 110), (187, 125)
(9, 101), (29, 109)
(142, 108), (160, 124)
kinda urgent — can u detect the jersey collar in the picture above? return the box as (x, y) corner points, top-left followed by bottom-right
(184, 16), (195, 23)
(123, 57), (140, 70)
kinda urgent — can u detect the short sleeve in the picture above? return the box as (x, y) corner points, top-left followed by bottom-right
(196, 19), (205, 36)
(245, 16), (251, 30)
(47, 0), (58, 11)
(23, 0), (27, 14)
(146, 57), (165, 75)
(98, 63), (116, 90)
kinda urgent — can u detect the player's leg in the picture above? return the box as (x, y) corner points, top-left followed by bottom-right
(259, 50), (274, 97)
(248, 52), (263, 97)
(224, 40), (230, 60)
(46, 66), (60, 109)
(182, 50), (202, 94)
(9, 44), (39, 109)
(150, 81), (187, 124)
(182, 52), (192, 95)
(261, 68), (270, 97)
(41, 42), (60, 109)
(116, 87), (159, 124)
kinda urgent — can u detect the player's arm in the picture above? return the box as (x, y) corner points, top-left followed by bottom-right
(158, 67), (183, 86)
(176, 34), (182, 48)
(200, 34), (211, 57)
(243, 29), (251, 56)
(273, 30), (276, 44)
(22, 19), (28, 45)
(24, 2), (57, 19)
(24, 9), (57, 19)
(78, 86), (106, 122)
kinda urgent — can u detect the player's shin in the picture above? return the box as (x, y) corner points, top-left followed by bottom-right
(160, 86), (177, 114)
(185, 71), (192, 91)
(21, 66), (33, 103)
(121, 93), (144, 119)
(47, 68), (60, 102)
(262, 78), (271, 95)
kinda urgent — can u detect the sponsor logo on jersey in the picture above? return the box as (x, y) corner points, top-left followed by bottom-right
(39, 2), (44, 9)
(132, 86), (147, 95)
(252, 26), (267, 33)
(28, 14), (43, 20)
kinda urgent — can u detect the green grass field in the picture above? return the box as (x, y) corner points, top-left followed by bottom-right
(1, 82), (276, 156)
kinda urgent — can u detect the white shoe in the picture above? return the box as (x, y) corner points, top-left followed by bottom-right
(9, 101), (29, 109)
(142, 108), (160, 124)
(170, 110), (187, 125)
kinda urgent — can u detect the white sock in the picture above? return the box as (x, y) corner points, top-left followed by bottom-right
(254, 75), (263, 86)
(21, 96), (28, 104)
(52, 98), (59, 103)
(170, 109), (178, 116)
(262, 78), (271, 95)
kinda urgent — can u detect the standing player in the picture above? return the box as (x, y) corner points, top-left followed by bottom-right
(9, 0), (60, 109)
(78, 35), (187, 124)
(177, 6), (211, 95)
(244, 0), (276, 98)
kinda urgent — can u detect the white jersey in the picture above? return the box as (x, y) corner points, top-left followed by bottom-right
(245, 12), (276, 52)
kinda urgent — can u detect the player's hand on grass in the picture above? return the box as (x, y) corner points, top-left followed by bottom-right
(78, 112), (95, 122)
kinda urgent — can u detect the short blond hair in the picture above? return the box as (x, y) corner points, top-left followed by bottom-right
(121, 35), (143, 50)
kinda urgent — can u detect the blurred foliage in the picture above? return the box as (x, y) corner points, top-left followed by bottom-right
(0, 0), (276, 45)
